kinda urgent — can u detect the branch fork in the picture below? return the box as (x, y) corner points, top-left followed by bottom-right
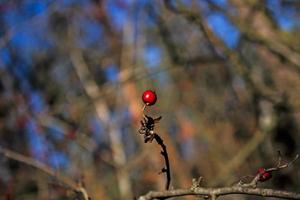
(238, 152), (299, 188)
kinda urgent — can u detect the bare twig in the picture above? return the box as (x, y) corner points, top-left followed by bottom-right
(267, 153), (299, 172)
(138, 186), (300, 200)
(239, 153), (299, 188)
(0, 146), (90, 200)
(162, 2), (286, 187)
(139, 109), (171, 190)
(153, 133), (171, 190)
(191, 177), (204, 190)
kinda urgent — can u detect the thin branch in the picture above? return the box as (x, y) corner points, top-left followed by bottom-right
(139, 111), (171, 190)
(239, 153), (299, 188)
(153, 134), (171, 190)
(0, 146), (90, 200)
(138, 186), (300, 200)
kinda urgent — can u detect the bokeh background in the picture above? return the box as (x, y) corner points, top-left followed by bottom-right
(0, 0), (300, 199)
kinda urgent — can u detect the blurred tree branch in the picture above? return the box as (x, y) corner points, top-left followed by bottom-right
(0, 1), (58, 50)
(147, 3), (224, 67)
(163, 0), (281, 108)
(69, 39), (133, 199)
(162, 0), (299, 188)
(208, 0), (300, 73)
(0, 146), (90, 200)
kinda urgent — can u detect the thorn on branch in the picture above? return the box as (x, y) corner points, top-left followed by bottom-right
(159, 168), (167, 174)
(191, 177), (204, 190)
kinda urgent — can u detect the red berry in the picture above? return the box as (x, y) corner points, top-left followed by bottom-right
(257, 167), (272, 182)
(142, 90), (157, 106)
(257, 167), (266, 174)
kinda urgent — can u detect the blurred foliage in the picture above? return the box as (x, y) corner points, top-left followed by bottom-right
(0, 0), (299, 199)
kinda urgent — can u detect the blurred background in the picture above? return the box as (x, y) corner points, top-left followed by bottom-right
(0, 0), (300, 199)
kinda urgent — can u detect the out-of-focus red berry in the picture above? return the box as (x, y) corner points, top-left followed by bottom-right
(142, 90), (157, 106)
(257, 167), (272, 182)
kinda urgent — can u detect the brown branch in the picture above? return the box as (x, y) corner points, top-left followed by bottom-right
(238, 153), (299, 188)
(0, 146), (90, 200)
(153, 134), (171, 190)
(163, 0), (281, 113)
(163, 0), (226, 57)
(138, 186), (300, 200)
(268, 152), (299, 172)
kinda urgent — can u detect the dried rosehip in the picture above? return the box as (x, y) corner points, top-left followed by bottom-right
(257, 167), (272, 182)
(142, 90), (157, 106)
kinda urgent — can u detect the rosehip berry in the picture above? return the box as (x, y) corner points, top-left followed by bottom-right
(142, 90), (157, 106)
(257, 167), (272, 182)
